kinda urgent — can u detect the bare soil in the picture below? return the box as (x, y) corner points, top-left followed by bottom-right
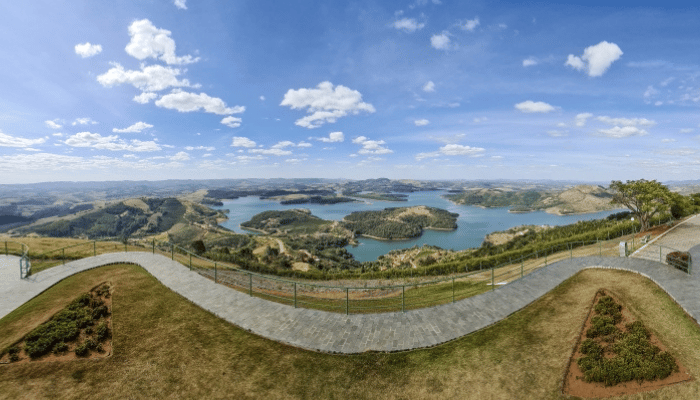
(562, 289), (693, 398)
(0, 282), (113, 365)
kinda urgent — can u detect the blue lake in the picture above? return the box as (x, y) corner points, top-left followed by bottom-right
(214, 191), (624, 262)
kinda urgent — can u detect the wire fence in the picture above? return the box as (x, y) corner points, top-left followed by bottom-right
(6, 215), (693, 314)
(1, 240), (30, 278)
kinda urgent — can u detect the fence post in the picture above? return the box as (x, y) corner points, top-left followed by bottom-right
(93, 241), (96, 257)
(189, 254), (192, 270)
(5, 241), (7, 255)
(660, 246), (662, 263)
(521, 259), (524, 278)
(599, 241), (602, 257)
(62, 248), (65, 265)
(545, 253), (547, 267)
(294, 282), (297, 308)
(152, 239), (155, 254)
(214, 262), (217, 283)
(491, 267), (494, 291)
(171, 244), (174, 260)
(402, 285), (405, 313)
(124, 242), (127, 252)
(249, 273), (252, 296)
(452, 276), (455, 303)
(346, 288), (349, 315)
(570, 244), (573, 259)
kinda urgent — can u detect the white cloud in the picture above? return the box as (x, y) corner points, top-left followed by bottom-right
(430, 33), (451, 50)
(185, 146), (215, 151)
(662, 138), (677, 143)
(352, 136), (393, 155)
(422, 81), (435, 92)
(459, 17), (480, 31)
(125, 19), (199, 65)
(315, 131), (345, 143)
(575, 113), (593, 127)
(133, 92), (158, 104)
(231, 136), (256, 148)
(45, 120), (62, 129)
(52, 133), (63, 137)
(97, 63), (192, 92)
(414, 119), (430, 126)
(680, 128), (694, 133)
(0, 131), (46, 147)
(174, 0), (187, 9)
(155, 91), (245, 115)
(565, 41), (623, 77)
(221, 116), (242, 128)
(297, 141), (312, 148)
(473, 117), (487, 123)
(514, 100), (557, 113)
(112, 121), (153, 133)
(596, 116), (656, 127)
(280, 82), (375, 128)
(547, 130), (568, 137)
(392, 18), (425, 33)
(271, 141), (295, 149)
(249, 148), (293, 156)
(416, 144), (485, 160)
(64, 132), (161, 151)
(74, 42), (102, 58)
(72, 117), (97, 126)
(522, 57), (538, 67)
(259, 95), (265, 101)
(597, 126), (648, 138)
(170, 151), (190, 161)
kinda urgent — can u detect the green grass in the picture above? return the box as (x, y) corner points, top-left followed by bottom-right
(1, 265), (699, 398)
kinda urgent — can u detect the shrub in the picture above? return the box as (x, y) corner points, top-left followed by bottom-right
(74, 342), (90, 357)
(95, 284), (110, 298)
(53, 342), (69, 354)
(666, 251), (691, 272)
(586, 315), (619, 338)
(96, 322), (110, 341)
(92, 305), (109, 320)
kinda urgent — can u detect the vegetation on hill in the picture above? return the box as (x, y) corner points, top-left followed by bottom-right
(342, 191), (409, 202)
(240, 209), (331, 234)
(343, 206), (458, 240)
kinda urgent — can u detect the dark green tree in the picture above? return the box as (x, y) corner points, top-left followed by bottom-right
(609, 179), (672, 232)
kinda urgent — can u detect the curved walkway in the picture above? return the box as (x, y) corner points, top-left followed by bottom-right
(1, 251), (699, 354)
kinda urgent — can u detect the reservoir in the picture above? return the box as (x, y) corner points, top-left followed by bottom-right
(213, 191), (623, 262)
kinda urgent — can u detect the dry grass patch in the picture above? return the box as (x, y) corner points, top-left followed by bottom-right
(1, 266), (700, 399)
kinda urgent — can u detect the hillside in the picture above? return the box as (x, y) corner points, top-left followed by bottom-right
(11, 197), (227, 242)
(445, 184), (617, 215)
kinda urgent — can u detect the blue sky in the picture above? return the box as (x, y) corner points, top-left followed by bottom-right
(1, 0), (700, 184)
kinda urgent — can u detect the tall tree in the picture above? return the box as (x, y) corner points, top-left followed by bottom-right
(609, 179), (672, 232)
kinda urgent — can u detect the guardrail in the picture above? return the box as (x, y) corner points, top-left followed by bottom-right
(1, 240), (30, 278)
(10, 215), (692, 314)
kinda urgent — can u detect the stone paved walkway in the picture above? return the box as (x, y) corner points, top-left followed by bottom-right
(1, 216), (699, 354)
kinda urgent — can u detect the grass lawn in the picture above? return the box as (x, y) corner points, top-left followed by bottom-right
(1, 264), (700, 399)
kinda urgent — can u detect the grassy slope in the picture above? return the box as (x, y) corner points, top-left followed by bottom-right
(1, 265), (699, 399)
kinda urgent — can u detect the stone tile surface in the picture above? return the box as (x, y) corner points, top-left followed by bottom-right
(1, 216), (699, 354)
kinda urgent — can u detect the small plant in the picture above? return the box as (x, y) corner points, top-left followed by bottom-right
(7, 346), (21, 362)
(53, 342), (69, 354)
(666, 251), (691, 272)
(95, 284), (111, 298)
(74, 342), (90, 357)
(96, 321), (110, 341)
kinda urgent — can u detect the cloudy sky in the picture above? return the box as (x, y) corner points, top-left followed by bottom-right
(1, 0), (699, 183)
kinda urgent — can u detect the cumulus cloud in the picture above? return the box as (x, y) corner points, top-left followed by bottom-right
(185, 146), (215, 151)
(170, 151), (190, 161)
(64, 132), (161, 151)
(597, 126), (648, 138)
(45, 120), (62, 129)
(414, 119), (429, 126)
(133, 92), (158, 104)
(392, 18), (425, 32)
(430, 33), (451, 50)
(0, 131), (46, 147)
(72, 117), (97, 126)
(352, 136), (393, 155)
(314, 131), (345, 143)
(596, 116), (656, 127)
(174, 0), (187, 9)
(97, 63), (192, 92)
(459, 17), (480, 31)
(422, 81), (435, 92)
(125, 19), (199, 65)
(249, 148), (293, 156)
(221, 116), (242, 128)
(231, 136), (256, 148)
(565, 41), (623, 77)
(522, 57), (538, 67)
(74, 42), (102, 58)
(155, 91), (245, 115)
(416, 144), (485, 160)
(575, 113), (593, 127)
(280, 81), (375, 128)
(514, 100), (557, 113)
(297, 141), (312, 148)
(112, 121), (153, 133)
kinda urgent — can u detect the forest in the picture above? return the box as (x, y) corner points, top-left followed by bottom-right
(343, 206), (458, 240)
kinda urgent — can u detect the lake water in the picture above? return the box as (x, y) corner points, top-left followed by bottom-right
(214, 191), (623, 262)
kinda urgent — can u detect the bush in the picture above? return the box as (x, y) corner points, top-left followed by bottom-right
(666, 251), (691, 272)
(96, 322), (110, 341)
(74, 342), (90, 357)
(53, 342), (69, 354)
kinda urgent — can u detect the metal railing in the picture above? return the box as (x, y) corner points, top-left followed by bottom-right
(10, 215), (693, 314)
(1, 240), (30, 278)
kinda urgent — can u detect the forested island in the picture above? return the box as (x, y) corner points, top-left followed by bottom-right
(343, 206), (458, 240)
